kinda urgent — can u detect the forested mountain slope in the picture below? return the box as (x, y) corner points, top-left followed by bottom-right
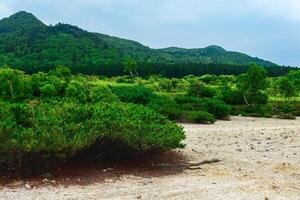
(0, 11), (292, 76)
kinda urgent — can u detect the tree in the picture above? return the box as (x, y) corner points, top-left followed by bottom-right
(287, 70), (300, 92)
(0, 67), (25, 100)
(238, 64), (268, 105)
(123, 58), (138, 77)
(276, 77), (296, 98)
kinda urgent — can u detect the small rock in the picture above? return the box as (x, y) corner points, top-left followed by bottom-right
(236, 148), (242, 152)
(42, 178), (49, 183)
(25, 183), (31, 189)
(137, 195), (142, 199)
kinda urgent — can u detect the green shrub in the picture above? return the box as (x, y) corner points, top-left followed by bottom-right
(246, 91), (268, 105)
(65, 81), (87, 102)
(216, 87), (244, 105)
(147, 95), (182, 120)
(186, 111), (215, 124)
(110, 85), (155, 105)
(30, 73), (66, 97)
(273, 101), (294, 113)
(89, 85), (119, 103)
(0, 100), (99, 174)
(0, 68), (26, 100)
(115, 76), (136, 84)
(0, 100), (185, 174)
(92, 102), (185, 152)
(200, 98), (231, 119)
(292, 111), (300, 116)
(188, 82), (216, 98)
(276, 113), (296, 120)
(175, 96), (230, 119)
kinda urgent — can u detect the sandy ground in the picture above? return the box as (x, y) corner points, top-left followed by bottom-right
(1, 116), (300, 200)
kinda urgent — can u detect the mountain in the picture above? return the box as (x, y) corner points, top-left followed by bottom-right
(0, 11), (289, 77)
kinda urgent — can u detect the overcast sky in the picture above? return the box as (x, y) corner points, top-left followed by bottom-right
(1, 0), (300, 66)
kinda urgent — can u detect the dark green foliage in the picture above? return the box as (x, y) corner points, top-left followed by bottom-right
(147, 95), (182, 120)
(89, 85), (119, 103)
(0, 11), (295, 77)
(277, 113), (296, 120)
(186, 111), (215, 124)
(238, 65), (269, 105)
(111, 85), (155, 105)
(216, 86), (244, 105)
(0, 100), (100, 173)
(0, 67), (26, 100)
(174, 96), (231, 119)
(65, 81), (87, 102)
(188, 81), (216, 98)
(0, 100), (185, 173)
(275, 77), (297, 98)
(230, 102), (299, 119)
(92, 102), (185, 152)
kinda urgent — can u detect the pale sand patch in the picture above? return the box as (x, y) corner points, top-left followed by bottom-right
(1, 116), (299, 200)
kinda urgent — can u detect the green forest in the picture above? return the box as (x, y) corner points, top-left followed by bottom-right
(0, 11), (296, 77)
(0, 11), (300, 176)
(0, 64), (299, 175)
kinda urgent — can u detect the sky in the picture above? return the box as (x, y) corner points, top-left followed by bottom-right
(0, 0), (300, 67)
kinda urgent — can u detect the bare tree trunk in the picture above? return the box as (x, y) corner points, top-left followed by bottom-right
(243, 94), (250, 106)
(9, 81), (14, 99)
(129, 70), (134, 77)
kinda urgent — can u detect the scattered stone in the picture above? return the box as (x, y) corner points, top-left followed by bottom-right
(42, 178), (49, 183)
(137, 195), (142, 199)
(25, 183), (31, 189)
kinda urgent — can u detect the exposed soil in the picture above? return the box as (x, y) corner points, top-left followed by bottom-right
(1, 116), (300, 200)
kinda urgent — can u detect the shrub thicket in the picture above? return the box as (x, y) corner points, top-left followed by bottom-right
(0, 100), (185, 173)
(186, 111), (216, 124)
(110, 85), (155, 105)
(174, 96), (231, 119)
(147, 95), (182, 120)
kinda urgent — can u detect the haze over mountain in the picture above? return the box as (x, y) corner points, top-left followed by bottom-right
(0, 11), (292, 76)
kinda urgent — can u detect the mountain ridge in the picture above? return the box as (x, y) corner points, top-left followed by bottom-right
(0, 11), (288, 77)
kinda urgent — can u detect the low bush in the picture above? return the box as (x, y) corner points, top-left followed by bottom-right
(89, 85), (119, 103)
(188, 82), (216, 98)
(231, 104), (273, 118)
(216, 87), (244, 105)
(186, 111), (215, 124)
(91, 102), (185, 153)
(276, 113), (296, 120)
(110, 85), (155, 105)
(0, 100), (98, 174)
(147, 95), (182, 120)
(245, 91), (269, 105)
(0, 100), (185, 174)
(174, 96), (231, 119)
(65, 81), (87, 102)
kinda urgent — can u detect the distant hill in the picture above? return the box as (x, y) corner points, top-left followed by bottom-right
(0, 11), (292, 77)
